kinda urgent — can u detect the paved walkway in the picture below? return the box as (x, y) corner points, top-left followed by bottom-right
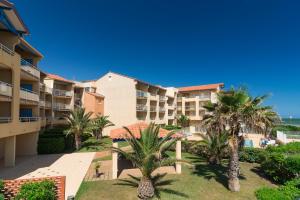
(0, 152), (95, 198)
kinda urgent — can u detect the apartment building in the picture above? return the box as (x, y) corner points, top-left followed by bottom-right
(0, 0), (43, 167)
(44, 74), (74, 125)
(177, 83), (224, 133)
(74, 81), (104, 118)
(92, 72), (169, 135)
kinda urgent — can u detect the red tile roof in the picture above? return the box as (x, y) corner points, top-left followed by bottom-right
(178, 83), (224, 92)
(46, 74), (74, 84)
(110, 122), (182, 139)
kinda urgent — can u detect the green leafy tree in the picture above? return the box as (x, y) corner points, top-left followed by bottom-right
(203, 88), (279, 192)
(66, 107), (92, 150)
(112, 123), (180, 200)
(91, 115), (114, 140)
(176, 114), (190, 128)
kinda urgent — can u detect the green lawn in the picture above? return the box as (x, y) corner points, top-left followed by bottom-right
(76, 153), (275, 200)
(77, 137), (129, 152)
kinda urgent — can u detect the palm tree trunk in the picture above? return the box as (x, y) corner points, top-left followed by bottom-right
(228, 137), (240, 192)
(137, 176), (154, 200)
(99, 129), (103, 140)
(75, 134), (82, 150)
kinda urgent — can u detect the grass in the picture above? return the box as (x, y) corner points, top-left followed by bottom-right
(76, 152), (276, 200)
(77, 137), (129, 152)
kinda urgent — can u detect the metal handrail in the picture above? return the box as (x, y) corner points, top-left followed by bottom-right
(0, 42), (14, 56)
(136, 104), (147, 111)
(0, 117), (12, 123)
(136, 90), (148, 98)
(19, 117), (40, 122)
(20, 87), (39, 95)
(53, 88), (73, 97)
(0, 80), (13, 87)
(20, 58), (39, 70)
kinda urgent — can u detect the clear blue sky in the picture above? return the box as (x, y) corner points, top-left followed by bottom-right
(13, 0), (300, 118)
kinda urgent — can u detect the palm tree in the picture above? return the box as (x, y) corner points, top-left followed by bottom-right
(65, 107), (93, 150)
(176, 114), (190, 129)
(197, 132), (228, 165)
(91, 115), (114, 140)
(203, 88), (279, 192)
(112, 123), (180, 200)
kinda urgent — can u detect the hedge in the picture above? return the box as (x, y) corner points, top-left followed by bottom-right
(15, 180), (56, 200)
(38, 137), (65, 154)
(239, 147), (267, 163)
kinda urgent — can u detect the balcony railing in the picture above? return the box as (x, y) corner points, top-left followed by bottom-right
(20, 59), (40, 79)
(53, 89), (73, 97)
(150, 106), (156, 112)
(39, 83), (45, 90)
(136, 90), (148, 99)
(39, 100), (45, 107)
(185, 106), (196, 111)
(177, 97), (182, 101)
(136, 104), (147, 111)
(0, 42), (14, 56)
(159, 96), (166, 101)
(45, 101), (52, 108)
(45, 86), (53, 94)
(0, 81), (13, 97)
(53, 103), (72, 110)
(159, 107), (165, 112)
(19, 117), (39, 122)
(20, 88), (39, 102)
(0, 117), (12, 123)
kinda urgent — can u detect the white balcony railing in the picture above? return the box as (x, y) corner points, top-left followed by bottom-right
(19, 117), (40, 122)
(39, 100), (45, 107)
(0, 42), (14, 56)
(45, 86), (53, 94)
(150, 106), (156, 112)
(20, 59), (40, 79)
(159, 107), (165, 112)
(136, 104), (147, 111)
(45, 101), (52, 108)
(53, 89), (73, 97)
(20, 88), (39, 102)
(53, 103), (72, 110)
(0, 81), (13, 97)
(185, 106), (196, 111)
(136, 90), (148, 99)
(159, 96), (166, 101)
(0, 117), (12, 123)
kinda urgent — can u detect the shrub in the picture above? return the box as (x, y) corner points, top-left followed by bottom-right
(261, 152), (300, 184)
(256, 178), (300, 200)
(266, 142), (300, 154)
(38, 137), (65, 154)
(15, 180), (56, 200)
(162, 125), (181, 131)
(239, 147), (267, 163)
(0, 180), (3, 200)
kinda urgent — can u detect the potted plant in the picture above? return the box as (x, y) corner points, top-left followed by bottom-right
(94, 162), (101, 177)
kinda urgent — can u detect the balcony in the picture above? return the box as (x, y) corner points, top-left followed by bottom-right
(53, 103), (72, 111)
(0, 81), (13, 98)
(136, 90), (148, 99)
(0, 42), (15, 67)
(39, 100), (45, 107)
(20, 59), (40, 79)
(159, 107), (165, 112)
(39, 83), (45, 91)
(53, 89), (73, 97)
(136, 104), (147, 112)
(20, 88), (39, 102)
(19, 117), (40, 122)
(150, 106), (156, 112)
(45, 86), (53, 94)
(45, 101), (52, 108)
(185, 106), (196, 111)
(0, 117), (12, 123)
(177, 97), (182, 102)
(159, 96), (166, 102)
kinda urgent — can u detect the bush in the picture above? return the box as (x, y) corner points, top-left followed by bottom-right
(15, 180), (56, 200)
(38, 137), (65, 154)
(0, 180), (3, 200)
(256, 178), (300, 200)
(239, 148), (267, 163)
(266, 142), (300, 154)
(162, 125), (181, 131)
(261, 152), (300, 184)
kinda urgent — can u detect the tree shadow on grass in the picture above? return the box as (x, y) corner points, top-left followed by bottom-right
(187, 156), (246, 190)
(114, 174), (189, 199)
(250, 165), (276, 184)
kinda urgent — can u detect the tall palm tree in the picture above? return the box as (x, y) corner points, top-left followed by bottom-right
(91, 115), (114, 140)
(65, 107), (93, 150)
(112, 123), (179, 200)
(203, 88), (279, 192)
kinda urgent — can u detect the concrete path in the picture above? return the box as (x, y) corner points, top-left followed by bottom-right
(0, 152), (95, 198)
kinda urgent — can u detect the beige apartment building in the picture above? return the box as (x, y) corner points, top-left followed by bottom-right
(44, 74), (74, 125)
(177, 83), (224, 134)
(0, 0), (43, 167)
